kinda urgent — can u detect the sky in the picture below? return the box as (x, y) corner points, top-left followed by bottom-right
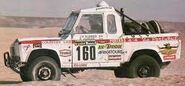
(0, 0), (184, 22)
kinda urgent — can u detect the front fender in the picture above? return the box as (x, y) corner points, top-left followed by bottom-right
(124, 45), (161, 62)
(21, 48), (60, 63)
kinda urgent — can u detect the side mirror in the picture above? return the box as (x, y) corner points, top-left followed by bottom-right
(58, 30), (63, 37)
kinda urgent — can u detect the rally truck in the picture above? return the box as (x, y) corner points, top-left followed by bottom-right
(4, 1), (181, 81)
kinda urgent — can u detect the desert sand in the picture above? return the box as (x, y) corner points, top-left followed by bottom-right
(0, 19), (184, 86)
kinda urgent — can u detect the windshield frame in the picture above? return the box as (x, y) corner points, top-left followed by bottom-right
(59, 12), (79, 39)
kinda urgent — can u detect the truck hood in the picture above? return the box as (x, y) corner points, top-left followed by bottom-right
(17, 37), (61, 44)
(18, 37), (61, 41)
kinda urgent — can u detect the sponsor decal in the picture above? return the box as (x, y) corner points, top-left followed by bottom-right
(23, 45), (31, 52)
(96, 39), (110, 44)
(42, 41), (60, 44)
(73, 63), (87, 67)
(125, 36), (178, 42)
(108, 55), (121, 60)
(59, 49), (72, 57)
(94, 39), (124, 44)
(98, 50), (126, 54)
(33, 43), (42, 48)
(98, 44), (122, 49)
(73, 40), (96, 46)
(86, 41), (96, 45)
(73, 41), (86, 46)
(158, 43), (178, 60)
(158, 43), (178, 55)
(163, 55), (176, 60)
(110, 39), (124, 43)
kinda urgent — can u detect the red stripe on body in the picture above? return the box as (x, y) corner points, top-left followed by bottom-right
(96, 39), (110, 44)
(19, 40), (42, 44)
(125, 36), (179, 42)
(18, 36), (179, 44)
(19, 39), (60, 44)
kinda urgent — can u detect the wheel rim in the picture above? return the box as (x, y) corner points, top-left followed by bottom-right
(137, 65), (152, 77)
(37, 65), (52, 80)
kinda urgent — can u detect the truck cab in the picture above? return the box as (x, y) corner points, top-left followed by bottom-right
(58, 2), (125, 68)
(4, 1), (181, 81)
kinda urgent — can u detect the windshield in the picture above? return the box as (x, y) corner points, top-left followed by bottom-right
(59, 12), (79, 39)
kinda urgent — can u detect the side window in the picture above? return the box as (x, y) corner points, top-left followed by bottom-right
(76, 14), (103, 34)
(107, 14), (117, 34)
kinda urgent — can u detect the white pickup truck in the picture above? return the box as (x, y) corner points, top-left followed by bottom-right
(4, 1), (181, 81)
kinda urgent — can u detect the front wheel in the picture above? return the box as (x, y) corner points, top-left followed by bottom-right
(128, 55), (160, 78)
(20, 56), (61, 81)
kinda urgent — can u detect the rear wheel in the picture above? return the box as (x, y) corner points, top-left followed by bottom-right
(128, 55), (160, 78)
(114, 63), (129, 78)
(20, 56), (61, 81)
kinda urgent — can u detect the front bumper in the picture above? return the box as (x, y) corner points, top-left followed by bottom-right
(4, 52), (22, 73)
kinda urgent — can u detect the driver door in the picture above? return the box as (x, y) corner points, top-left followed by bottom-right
(72, 13), (107, 68)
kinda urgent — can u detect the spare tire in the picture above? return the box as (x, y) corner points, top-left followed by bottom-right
(146, 22), (156, 34)
(148, 20), (164, 33)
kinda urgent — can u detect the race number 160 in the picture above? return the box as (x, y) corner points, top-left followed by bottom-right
(76, 46), (96, 61)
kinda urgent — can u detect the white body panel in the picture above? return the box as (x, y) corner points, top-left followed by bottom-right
(14, 32), (180, 68)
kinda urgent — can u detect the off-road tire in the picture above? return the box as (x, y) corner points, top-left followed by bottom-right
(20, 56), (61, 81)
(128, 55), (160, 78)
(114, 63), (129, 78)
(20, 67), (30, 81)
(148, 20), (164, 33)
(146, 22), (156, 34)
